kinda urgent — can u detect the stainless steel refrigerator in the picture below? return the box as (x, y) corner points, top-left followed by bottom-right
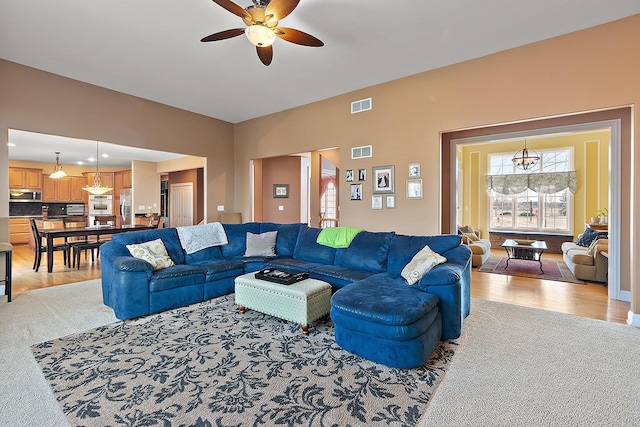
(120, 188), (132, 226)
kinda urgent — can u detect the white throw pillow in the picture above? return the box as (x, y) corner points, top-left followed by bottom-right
(126, 238), (175, 271)
(244, 231), (277, 257)
(401, 245), (447, 285)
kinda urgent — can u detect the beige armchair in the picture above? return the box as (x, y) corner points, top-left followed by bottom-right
(561, 238), (608, 283)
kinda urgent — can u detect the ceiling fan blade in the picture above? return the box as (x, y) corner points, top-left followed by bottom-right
(275, 27), (323, 47)
(265, 0), (300, 21)
(200, 28), (245, 42)
(211, 0), (250, 19)
(256, 45), (273, 66)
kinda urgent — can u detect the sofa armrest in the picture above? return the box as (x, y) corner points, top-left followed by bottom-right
(416, 245), (472, 288)
(113, 256), (154, 273)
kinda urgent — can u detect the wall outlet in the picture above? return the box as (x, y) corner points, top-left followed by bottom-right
(278, 206), (284, 211)
(138, 205), (145, 210)
(217, 205), (224, 211)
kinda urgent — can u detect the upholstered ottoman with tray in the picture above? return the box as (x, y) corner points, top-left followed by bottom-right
(234, 271), (332, 335)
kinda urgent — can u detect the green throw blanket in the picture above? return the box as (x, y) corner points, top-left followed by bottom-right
(316, 227), (364, 248)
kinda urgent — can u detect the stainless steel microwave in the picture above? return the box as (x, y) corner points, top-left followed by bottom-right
(9, 189), (42, 202)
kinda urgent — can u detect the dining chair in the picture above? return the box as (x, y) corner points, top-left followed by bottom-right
(219, 212), (242, 224)
(93, 215), (117, 226)
(64, 218), (103, 269)
(30, 218), (70, 272)
(147, 214), (162, 228)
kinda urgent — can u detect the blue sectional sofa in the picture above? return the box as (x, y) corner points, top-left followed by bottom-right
(100, 222), (472, 366)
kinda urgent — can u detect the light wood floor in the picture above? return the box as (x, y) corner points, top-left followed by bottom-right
(7, 244), (630, 324)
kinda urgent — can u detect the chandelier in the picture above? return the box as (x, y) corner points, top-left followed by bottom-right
(82, 142), (113, 195)
(512, 140), (540, 170)
(49, 151), (67, 179)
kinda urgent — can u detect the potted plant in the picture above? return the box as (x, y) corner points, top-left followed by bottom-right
(596, 208), (608, 225)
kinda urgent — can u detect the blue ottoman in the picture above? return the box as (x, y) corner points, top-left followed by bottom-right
(330, 278), (441, 369)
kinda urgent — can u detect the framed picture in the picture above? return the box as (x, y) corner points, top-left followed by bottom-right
(409, 163), (420, 178)
(372, 195), (383, 210)
(273, 184), (289, 198)
(407, 179), (423, 199)
(386, 195), (396, 209)
(358, 168), (366, 181)
(345, 169), (354, 182)
(372, 165), (395, 194)
(350, 183), (363, 200)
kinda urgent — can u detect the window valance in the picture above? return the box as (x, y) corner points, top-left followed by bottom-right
(485, 171), (577, 195)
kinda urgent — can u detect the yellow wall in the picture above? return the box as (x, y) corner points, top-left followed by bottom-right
(460, 130), (610, 239)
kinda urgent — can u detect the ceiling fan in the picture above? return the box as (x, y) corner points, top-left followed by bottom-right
(201, 0), (324, 66)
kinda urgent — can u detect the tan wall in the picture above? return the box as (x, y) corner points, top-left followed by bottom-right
(261, 156), (301, 223)
(234, 16), (640, 312)
(131, 160), (161, 215)
(0, 58), (234, 229)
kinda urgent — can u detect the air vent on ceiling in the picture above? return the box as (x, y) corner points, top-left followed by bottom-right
(351, 98), (372, 114)
(351, 145), (372, 159)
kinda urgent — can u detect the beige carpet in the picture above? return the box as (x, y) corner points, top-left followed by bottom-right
(1, 282), (639, 426)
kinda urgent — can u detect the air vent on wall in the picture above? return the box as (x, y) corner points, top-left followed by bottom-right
(351, 98), (372, 114)
(351, 145), (372, 159)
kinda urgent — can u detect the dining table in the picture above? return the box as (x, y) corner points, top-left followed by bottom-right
(38, 224), (157, 273)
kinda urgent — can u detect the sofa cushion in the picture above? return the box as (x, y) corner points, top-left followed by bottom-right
(113, 228), (185, 265)
(293, 226), (336, 264)
(334, 231), (394, 273)
(221, 223), (261, 257)
(259, 223), (304, 256)
(330, 274), (440, 326)
(309, 264), (378, 288)
(586, 238), (607, 256)
(566, 249), (595, 266)
(265, 258), (326, 273)
(184, 245), (223, 265)
(469, 240), (491, 255)
(148, 264), (206, 292)
(188, 259), (244, 282)
(245, 231), (277, 257)
(387, 234), (461, 275)
(575, 228), (608, 247)
(401, 245), (447, 285)
(126, 238), (175, 271)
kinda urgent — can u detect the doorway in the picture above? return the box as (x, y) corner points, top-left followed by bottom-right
(442, 108), (631, 303)
(169, 183), (193, 227)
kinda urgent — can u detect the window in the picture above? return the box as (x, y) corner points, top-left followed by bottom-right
(488, 149), (572, 233)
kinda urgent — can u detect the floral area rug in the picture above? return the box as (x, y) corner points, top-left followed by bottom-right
(32, 294), (456, 427)
(477, 256), (583, 284)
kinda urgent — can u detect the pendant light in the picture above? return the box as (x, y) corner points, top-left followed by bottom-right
(512, 139), (540, 170)
(82, 142), (113, 195)
(49, 151), (67, 179)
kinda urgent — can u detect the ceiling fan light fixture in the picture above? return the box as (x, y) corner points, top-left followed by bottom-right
(49, 151), (67, 179)
(245, 25), (276, 47)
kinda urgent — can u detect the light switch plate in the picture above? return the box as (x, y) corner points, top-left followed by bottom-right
(217, 205), (224, 211)
(278, 206), (284, 211)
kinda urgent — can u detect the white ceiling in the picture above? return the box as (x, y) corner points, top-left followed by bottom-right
(8, 130), (185, 168)
(2, 1), (639, 164)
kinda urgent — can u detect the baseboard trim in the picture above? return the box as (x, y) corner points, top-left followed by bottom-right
(627, 310), (640, 328)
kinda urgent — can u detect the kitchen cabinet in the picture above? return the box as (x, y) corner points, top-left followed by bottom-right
(9, 167), (42, 189)
(70, 176), (86, 202)
(42, 176), (71, 202)
(9, 218), (31, 245)
(122, 170), (132, 188)
(42, 176), (86, 203)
